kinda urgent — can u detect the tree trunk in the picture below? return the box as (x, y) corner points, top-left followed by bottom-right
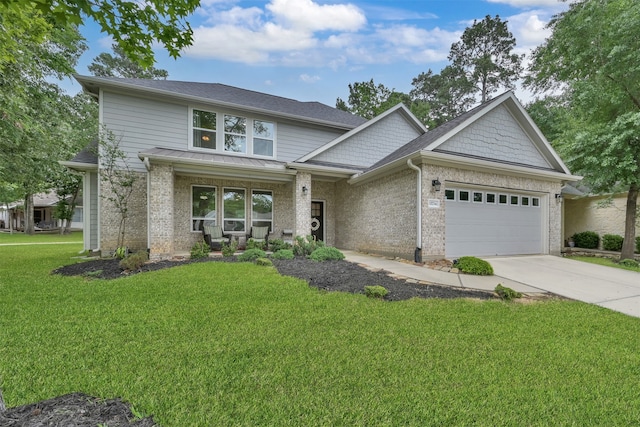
(621, 183), (639, 260)
(24, 194), (34, 235)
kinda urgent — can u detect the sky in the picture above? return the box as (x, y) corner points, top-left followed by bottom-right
(67, 0), (569, 107)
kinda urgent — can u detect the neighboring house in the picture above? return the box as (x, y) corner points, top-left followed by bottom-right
(0, 191), (83, 231)
(63, 75), (578, 261)
(562, 184), (640, 247)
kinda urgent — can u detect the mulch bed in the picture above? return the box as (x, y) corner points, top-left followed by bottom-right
(4, 255), (495, 426)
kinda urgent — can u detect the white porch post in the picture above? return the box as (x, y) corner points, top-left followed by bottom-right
(148, 163), (174, 260)
(294, 172), (312, 238)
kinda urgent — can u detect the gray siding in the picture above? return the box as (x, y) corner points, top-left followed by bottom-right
(312, 112), (422, 168)
(438, 105), (551, 168)
(276, 122), (345, 162)
(88, 171), (98, 249)
(102, 91), (189, 172)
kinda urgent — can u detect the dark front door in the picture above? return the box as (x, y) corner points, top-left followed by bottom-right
(311, 201), (324, 242)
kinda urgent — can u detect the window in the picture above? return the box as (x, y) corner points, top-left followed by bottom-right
(223, 188), (246, 232)
(72, 207), (83, 223)
(192, 186), (217, 231)
(532, 197), (540, 207)
(521, 196), (530, 206)
(473, 192), (483, 203)
(499, 194), (508, 204)
(486, 193), (496, 204)
(459, 190), (470, 202)
(224, 115), (247, 153)
(510, 195), (519, 205)
(253, 120), (274, 157)
(252, 190), (273, 230)
(193, 110), (216, 149)
(445, 189), (455, 200)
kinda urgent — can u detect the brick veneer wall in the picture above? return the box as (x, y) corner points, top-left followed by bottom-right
(334, 163), (563, 260)
(99, 170), (148, 254)
(149, 164), (174, 260)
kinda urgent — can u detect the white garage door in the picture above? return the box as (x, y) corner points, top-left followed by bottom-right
(445, 187), (544, 258)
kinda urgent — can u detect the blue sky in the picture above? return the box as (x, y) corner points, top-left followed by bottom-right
(68, 0), (568, 107)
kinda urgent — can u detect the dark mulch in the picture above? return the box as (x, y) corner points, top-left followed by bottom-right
(53, 256), (495, 301)
(0, 392), (156, 426)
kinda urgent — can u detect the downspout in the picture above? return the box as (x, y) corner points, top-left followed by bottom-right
(406, 159), (422, 263)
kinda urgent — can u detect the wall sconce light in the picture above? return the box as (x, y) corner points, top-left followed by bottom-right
(302, 185), (308, 195)
(431, 179), (441, 192)
(555, 193), (563, 200)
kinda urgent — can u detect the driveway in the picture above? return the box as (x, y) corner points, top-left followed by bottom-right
(486, 255), (640, 318)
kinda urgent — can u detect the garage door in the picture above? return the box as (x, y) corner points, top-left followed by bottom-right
(445, 187), (544, 258)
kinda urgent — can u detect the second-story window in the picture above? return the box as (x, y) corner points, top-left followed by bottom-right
(253, 120), (274, 157)
(193, 110), (216, 150)
(224, 115), (246, 153)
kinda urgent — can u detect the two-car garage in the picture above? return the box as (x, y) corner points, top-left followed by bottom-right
(444, 186), (546, 258)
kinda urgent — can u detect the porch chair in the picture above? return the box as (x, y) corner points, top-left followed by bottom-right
(248, 226), (270, 247)
(202, 224), (231, 250)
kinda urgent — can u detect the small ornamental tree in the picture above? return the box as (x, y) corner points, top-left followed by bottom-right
(99, 129), (138, 257)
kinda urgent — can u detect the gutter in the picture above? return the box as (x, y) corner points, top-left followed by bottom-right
(406, 158), (422, 263)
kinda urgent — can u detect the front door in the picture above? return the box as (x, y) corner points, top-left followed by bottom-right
(311, 201), (324, 242)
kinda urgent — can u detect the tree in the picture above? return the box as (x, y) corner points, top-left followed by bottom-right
(527, 0), (640, 260)
(89, 44), (169, 79)
(449, 15), (523, 103)
(99, 129), (138, 257)
(336, 79), (392, 119)
(411, 66), (476, 127)
(0, 0), (200, 67)
(525, 95), (571, 147)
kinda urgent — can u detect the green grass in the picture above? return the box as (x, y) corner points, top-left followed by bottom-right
(2, 245), (640, 425)
(0, 230), (82, 244)
(568, 255), (640, 272)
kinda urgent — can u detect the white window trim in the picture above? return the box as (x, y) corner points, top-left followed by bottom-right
(251, 189), (274, 232)
(521, 196), (530, 207)
(458, 190), (470, 202)
(532, 197), (541, 208)
(191, 185), (217, 232)
(189, 107), (276, 158)
(472, 191), (483, 203)
(222, 187), (247, 233)
(509, 195), (520, 206)
(445, 189), (456, 201)
(486, 193), (496, 204)
(498, 194), (508, 205)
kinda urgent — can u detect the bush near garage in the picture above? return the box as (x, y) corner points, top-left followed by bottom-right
(308, 246), (345, 262)
(602, 234), (624, 251)
(455, 256), (494, 275)
(572, 231), (600, 249)
(636, 236), (640, 254)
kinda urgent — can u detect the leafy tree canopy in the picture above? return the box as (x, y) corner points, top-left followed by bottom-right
(0, 0), (200, 67)
(449, 15), (523, 103)
(89, 44), (169, 79)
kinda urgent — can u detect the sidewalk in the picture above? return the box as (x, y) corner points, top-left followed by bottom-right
(342, 250), (548, 295)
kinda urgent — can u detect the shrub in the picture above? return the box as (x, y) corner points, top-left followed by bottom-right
(246, 239), (266, 250)
(364, 285), (388, 299)
(455, 256), (493, 275)
(271, 249), (295, 260)
(113, 246), (128, 259)
(602, 234), (624, 251)
(495, 284), (522, 301)
(238, 248), (266, 262)
(572, 231), (599, 249)
(255, 257), (273, 267)
(119, 250), (149, 271)
(619, 259), (640, 268)
(308, 246), (345, 261)
(269, 239), (292, 253)
(190, 240), (210, 259)
(293, 235), (324, 257)
(636, 236), (640, 254)
(221, 240), (238, 257)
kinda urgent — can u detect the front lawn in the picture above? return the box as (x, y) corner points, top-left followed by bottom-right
(0, 230), (82, 244)
(1, 244), (640, 425)
(567, 255), (640, 272)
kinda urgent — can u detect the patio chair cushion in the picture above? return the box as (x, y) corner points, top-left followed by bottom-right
(251, 226), (269, 241)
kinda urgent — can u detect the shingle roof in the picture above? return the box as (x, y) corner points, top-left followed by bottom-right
(75, 75), (367, 129)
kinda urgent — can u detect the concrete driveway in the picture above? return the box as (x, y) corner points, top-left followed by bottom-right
(485, 255), (640, 318)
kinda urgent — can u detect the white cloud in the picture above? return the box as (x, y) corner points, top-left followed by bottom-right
(487, 0), (564, 7)
(507, 11), (553, 48)
(267, 0), (366, 31)
(300, 74), (321, 83)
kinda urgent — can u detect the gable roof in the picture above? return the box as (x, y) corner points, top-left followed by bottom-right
(59, 139), (98, 171)
(75, 75), (367, 130)
(360, 92), (573, 179)
(297, 103), (426, 163)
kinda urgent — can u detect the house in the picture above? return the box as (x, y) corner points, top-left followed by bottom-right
(63, 75), (579, 261)
(0, 191), (83, 231)
(562, 184), (640, 247)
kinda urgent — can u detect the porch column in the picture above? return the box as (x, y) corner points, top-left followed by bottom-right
(148, 163), (174, 260)
(294, 172), (312, 238)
